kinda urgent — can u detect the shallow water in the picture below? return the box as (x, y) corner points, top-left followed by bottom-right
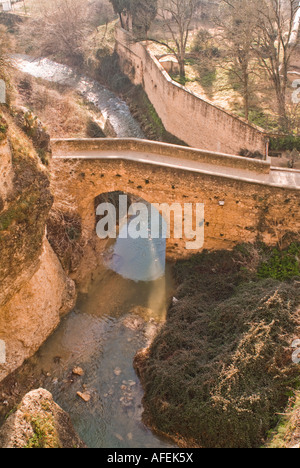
(18, 212), (175, 448)
(13, 55), (145, 139)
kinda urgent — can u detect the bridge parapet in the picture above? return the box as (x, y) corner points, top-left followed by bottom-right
(52, 138), (271, 175)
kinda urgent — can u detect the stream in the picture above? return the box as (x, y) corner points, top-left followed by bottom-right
(24, 248), (175, 448)
(13, 55), (145, 139)
(8, 55), (175, 446)
(36, 206), (175, 448)
(3, 205), (176, 448)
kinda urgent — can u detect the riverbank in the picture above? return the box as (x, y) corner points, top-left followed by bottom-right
(13, 72), (108, 139)
(134, 243), (300, 448)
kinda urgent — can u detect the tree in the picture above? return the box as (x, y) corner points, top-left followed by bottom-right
(252, 0), (299, 129)
(109, 0), (157, 35)
(109, 0), (131, 28)
(131, 0), (158, 37)
(20, 0), (92, 65)
(148, 0), (201, 79)
(216, 0), (259, 121)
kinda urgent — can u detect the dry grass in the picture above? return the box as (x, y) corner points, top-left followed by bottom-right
(15, 72), (105, 138)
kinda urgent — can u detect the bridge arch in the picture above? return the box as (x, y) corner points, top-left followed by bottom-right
(93, 190), (168, 282)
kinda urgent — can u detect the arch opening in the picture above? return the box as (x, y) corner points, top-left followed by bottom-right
(94, 191), (168, 282)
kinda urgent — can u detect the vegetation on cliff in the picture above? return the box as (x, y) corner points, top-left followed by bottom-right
(0, 112), (53, 306)
(0, 115), (7, 141)
(134, 243), (300, 448)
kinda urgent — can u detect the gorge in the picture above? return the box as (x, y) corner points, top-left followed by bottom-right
(0, 11), (299, 449)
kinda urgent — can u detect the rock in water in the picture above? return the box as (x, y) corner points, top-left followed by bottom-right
(122, 315), (145, 331)
(72, 367), (84, 377)
(76, 392), (91, 403)
(0, 389), (86, 448)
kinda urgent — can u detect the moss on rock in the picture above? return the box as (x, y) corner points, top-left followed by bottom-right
(0, 389), (86, 449)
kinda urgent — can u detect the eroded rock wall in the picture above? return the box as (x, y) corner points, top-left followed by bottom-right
(0, 238), (76, 381)
(0, 114), (76, 382)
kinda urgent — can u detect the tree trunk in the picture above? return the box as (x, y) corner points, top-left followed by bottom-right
(179, 58), (185, 79)
(277, 91), (288, 131)
(119, 13), (124, 29)
(243, 71), (250, 121)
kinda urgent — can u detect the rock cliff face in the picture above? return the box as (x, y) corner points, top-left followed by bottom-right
(0, 113), (53, 306)
(0, 388), (86, 448)
(0, 113), (76, 382)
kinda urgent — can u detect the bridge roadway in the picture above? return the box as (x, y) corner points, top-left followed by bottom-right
(52, 144), (300, 190)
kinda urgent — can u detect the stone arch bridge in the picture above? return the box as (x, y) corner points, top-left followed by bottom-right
(52, 138), (300, 258)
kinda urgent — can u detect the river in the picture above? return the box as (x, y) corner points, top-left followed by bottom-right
(8, 58), (175, 447)
(23, 250), (175, 448)
(13, 55), (145, 139)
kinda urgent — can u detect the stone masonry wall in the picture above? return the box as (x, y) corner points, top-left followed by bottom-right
(115, 27), (268, 157)
(52, 138), (271, 174)
(54, 157), (300, 259)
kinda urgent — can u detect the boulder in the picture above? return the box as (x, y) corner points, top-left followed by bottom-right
(0, 389), (86, 449)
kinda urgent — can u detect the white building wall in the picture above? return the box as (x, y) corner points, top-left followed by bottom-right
(0, 0), (12, 12)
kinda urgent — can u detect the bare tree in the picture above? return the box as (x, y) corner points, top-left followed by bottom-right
(149, 0), (201, 79)
(252, 0), (299, 128)
(216, 0), (258, 121)
(20, 0), (92, 65)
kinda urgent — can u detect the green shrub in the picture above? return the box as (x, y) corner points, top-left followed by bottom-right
(258, 244), (300, 280)
(269, 136), (300, 152)
(0, 115), (7, 141)
(99, 53), (132, 93)
(25, 414), (61, 449)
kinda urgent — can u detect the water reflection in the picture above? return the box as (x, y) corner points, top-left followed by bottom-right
(106, 203), (167, 282)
